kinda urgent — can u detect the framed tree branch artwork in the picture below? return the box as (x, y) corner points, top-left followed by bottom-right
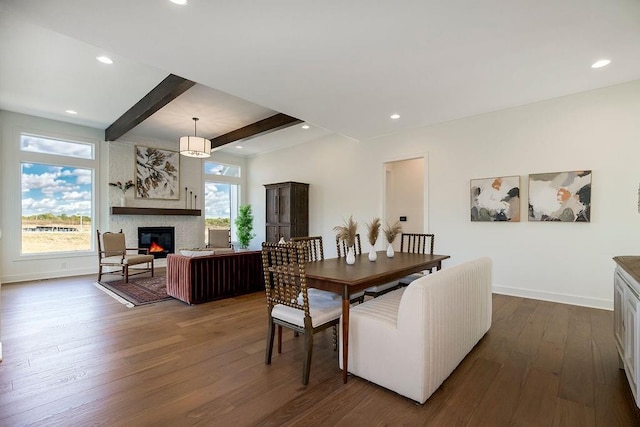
(135, 146), (180, 200)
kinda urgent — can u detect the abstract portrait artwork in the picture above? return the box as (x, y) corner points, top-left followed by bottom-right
(470, 176), (520, 221)
(528, 170), (591, 222)
(135, 146), (180, 200)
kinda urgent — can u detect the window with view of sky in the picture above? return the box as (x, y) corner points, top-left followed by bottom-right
(20, 134), (95, 254)
(204, 161), (240, 245)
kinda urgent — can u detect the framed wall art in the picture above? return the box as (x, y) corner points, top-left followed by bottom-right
(135, 146), (180, 200)
(528, 170), (591, 222)
(470, 176), (520, 221)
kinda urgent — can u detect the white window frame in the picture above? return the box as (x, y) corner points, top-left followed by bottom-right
(18, 132), (98, 259)
(204, 160), (243, 246)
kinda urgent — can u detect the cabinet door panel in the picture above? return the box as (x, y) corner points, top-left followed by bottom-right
(615, 274), (625, 350)
(625, 292), (638, 383)
(266, 226), (279, 243)
(279, 187), (291, 223)
(266, 188), (279, 224)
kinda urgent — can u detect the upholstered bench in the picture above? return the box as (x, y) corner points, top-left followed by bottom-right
(166, 250), (264, 304)
(340, 257), (492, 404)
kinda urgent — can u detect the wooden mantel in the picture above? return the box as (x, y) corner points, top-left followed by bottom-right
(110, 207), (201, 216)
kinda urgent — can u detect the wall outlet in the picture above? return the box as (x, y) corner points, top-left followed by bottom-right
(61, 262), (67, 269)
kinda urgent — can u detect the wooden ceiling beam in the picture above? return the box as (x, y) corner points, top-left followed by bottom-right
(209, 113), (302, 149)
(105, 74), (196, 141)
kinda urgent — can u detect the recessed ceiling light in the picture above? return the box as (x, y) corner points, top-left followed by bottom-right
(96, 56), (113, 65)
(236, 146), (243, 149)
(169, 0), (188, 5)
(65, 110), (78, 115)
(591, 59), (611, 69)
(390, 114), (400, 120)
(301, 124), (310, 129)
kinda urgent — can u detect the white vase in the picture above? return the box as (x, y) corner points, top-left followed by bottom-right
(368, 248), (377, 262)
(346, 246), (356, 265)
(120, 196), (126, 207)
(386, 243), (394, 258)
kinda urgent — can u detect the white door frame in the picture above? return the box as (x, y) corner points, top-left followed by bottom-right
(381, 152), (429, 236)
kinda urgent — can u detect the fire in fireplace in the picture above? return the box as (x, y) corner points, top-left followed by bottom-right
(138, 227), (175, 259)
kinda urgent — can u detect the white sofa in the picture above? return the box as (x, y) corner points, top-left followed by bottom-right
(340, 257), (492, 404)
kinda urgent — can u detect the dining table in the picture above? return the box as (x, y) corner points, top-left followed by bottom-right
(304, 251), (451, 383)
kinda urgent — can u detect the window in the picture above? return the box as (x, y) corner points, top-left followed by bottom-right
(20, 134), (95, 255)
(204, 161), (240, 177)
(204, 160), (241, 245)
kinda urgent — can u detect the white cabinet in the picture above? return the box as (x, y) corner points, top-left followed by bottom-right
(614, 263), (640, 408)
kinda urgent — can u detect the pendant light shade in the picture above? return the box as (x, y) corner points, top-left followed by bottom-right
(180, 117), (211, 158)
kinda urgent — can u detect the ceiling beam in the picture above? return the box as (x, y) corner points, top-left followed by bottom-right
(209, 113), (302, 149)
(105, 74), (196, 141)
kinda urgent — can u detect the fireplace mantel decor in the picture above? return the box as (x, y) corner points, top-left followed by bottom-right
(110, 207), (201, 216)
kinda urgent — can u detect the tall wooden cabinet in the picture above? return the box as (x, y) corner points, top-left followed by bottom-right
(265, 181), (309, 243)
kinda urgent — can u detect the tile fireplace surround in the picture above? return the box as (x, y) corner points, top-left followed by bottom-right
(109, 212), (201, 267)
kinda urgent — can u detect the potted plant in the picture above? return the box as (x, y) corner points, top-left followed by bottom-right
(365, 217), (381, 261)
(383, 220), (402, 257)
(109, 179), (135, 206)
(333, 215), (358, 264)
(235, 204), (256, 250)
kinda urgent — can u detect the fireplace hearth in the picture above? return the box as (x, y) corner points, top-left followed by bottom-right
(138, 226), (175, 259)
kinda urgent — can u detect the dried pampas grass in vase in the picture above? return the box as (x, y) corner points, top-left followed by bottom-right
(365, 217), (381, 261)
(383, 220), (402, 257)
(333, 216), (358, 264)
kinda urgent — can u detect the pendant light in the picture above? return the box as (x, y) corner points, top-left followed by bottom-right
(180, 117), (211, 158)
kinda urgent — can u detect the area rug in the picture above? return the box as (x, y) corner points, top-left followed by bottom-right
(94, 274), (173, 307)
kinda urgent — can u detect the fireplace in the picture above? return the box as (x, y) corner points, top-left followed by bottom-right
(138, 226), (175, 259)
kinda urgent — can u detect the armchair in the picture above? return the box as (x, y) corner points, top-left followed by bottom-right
(97, 230), (154, 283)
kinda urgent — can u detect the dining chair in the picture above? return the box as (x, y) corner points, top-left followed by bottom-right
(291, 235), (324, 262)
(364, 233), (437, 297)
(288, 236), (336, 342)
(335, 234), (366, 303)
(262, 241), (342, 385)
(398, 233), (436, 286)
(206, 228), (231, 249)
(97, 229), (154, 283)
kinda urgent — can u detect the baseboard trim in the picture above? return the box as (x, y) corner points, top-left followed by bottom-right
(1, 267), (96, 284)
(492, 285), (612, 310)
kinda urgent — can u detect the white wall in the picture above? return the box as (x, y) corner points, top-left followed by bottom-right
(248, 80), (640, 309)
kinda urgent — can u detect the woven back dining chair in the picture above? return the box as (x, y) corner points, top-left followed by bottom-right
(262, 241), (342, 385)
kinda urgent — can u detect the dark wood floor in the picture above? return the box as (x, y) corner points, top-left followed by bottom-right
(1, 274), (639, 426)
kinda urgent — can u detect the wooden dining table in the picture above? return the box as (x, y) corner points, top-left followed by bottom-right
(305, 251), (451, 383)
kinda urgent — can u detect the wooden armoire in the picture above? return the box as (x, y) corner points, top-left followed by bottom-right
(264, 181), (309, 243)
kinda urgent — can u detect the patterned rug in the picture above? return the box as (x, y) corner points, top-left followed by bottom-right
(95, 273), (173, 307)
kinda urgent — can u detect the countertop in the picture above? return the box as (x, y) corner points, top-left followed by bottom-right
(613, 256), (640, 284)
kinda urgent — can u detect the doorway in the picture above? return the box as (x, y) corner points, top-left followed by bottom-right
(384, 157), (426, 250)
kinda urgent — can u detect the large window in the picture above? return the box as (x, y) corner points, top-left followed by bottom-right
(204, 160), (241, 246)
(20, 134), (95, 255)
